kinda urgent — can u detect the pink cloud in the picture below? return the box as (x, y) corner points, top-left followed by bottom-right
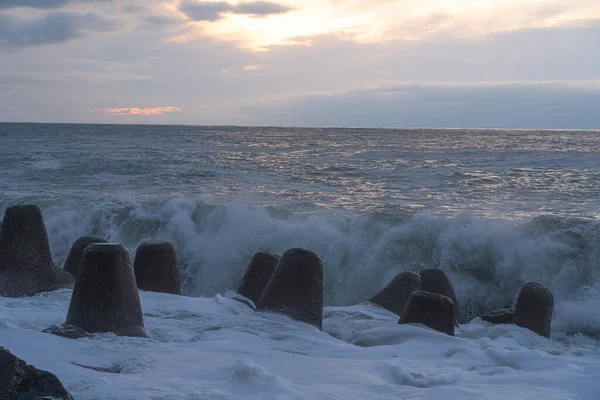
(96, 106), (183, 116)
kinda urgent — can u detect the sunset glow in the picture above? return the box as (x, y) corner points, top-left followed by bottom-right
(97, 107), (184, 116)
(177, 0), (600, 48)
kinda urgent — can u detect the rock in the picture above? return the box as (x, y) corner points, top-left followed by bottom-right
(369, 270), (421, 316)
(399, 290), (455, 336)
(0, 346), (73, 400)
(514, 282), (554, 338)
(43, 324), (90, 339)
(0, 205), (74, 297)
(255, 248), (323, 330)
(65, 243), (150, 338)
(479, 308), (515, 324)
(236, 252), (280, 306)
(419, 268), (459, 325)
(133, 241), (181, 295)
(63, 235), (108, 276)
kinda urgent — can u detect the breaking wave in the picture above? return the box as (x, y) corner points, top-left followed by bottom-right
(1, 196), (600, 337)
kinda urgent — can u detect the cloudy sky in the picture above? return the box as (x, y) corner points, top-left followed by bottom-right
(1, 0), (599, 128)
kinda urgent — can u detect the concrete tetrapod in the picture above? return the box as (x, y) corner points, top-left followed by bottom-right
(514, 282), (554, 338)
(255, 248), (323, 330)
(133, 241), (181, 295)
(0, 205), (74, 297)
(236, 252), (280, 307)
(66, 243), (150, 338)
(399, 290), (455, 336)
(369, 270), (421, 316)
(419, 268), (460, 325)
(63, 235), (109, 276)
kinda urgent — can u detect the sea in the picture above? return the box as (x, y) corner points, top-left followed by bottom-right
(1, 123), (599, 399)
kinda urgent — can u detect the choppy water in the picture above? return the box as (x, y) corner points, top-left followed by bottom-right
(1, 123), (600, 335)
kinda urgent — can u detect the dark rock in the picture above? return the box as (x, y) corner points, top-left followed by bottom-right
(399, 290), (455, 336)
(0, 346), (73, 400)
(63, 235), (108, 277)
(0, 205), (74, 298)
(43, 324), (90, 339)
(236, 252), (280, 306)
(479, 308), (515, 324)
(65, 243), (150, 338)
(419, 268), (459, 325)
(255, 248), (323, 330)
(369, 271), (421, 316)
(514, 282), (554, 338)
(133, 241), (181, 295)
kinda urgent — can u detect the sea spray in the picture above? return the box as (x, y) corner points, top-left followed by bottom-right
(2, 197), (600, 336)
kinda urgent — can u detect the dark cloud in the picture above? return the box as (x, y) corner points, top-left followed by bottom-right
(180, 1), (233, 21)
(237, 81), (600, 129)
(0, 0), (111, 9)
(233, 1), (293, 16)
(180, 0), (293, 21)
(0, 12), (119, 49)
(123, 4), (146, 14)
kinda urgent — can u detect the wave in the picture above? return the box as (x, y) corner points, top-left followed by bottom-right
(1, 196), (600, 337)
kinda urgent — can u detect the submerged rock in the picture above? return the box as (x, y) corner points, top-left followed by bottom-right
(134, 241), (181, 295)
(478, 308), (515, 324)
(71, 362), (122, 374)
(256, 248), (323, 330)
(369, 270), (421, 316)
(236, 252), (280, 306)
(0, 205), (74, 298)
(43, 324), (90, 339)
(419, 268), (459, 325)
(0, 346), (73, 400)
(399, 290), (455, 336)
(63, 235), (109, 277)
(66, 243), (150, 338)
(514, 282), (554, 338)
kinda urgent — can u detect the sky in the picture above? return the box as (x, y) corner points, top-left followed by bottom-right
(0, 0), (599, 128)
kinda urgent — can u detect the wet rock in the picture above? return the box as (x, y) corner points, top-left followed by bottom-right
(256, 248), (323, 330)
(0, 346), (73, 400)
(0, 205), (74, 297)
(236, 252), (280, 306)
(65, 243), (150, 338)
(43, 324), (90, 339)
(369, 270), (421, 316)
(479, 308), (515, 324)
(133, 241), (181, 295)
(63, 235), (108, 277)
(419, 268), (459, 325)
(514, 282), (554, 338)
(399, 290), (455, 336)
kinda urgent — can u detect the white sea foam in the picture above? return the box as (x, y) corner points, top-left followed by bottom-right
(0, 289), (599, 399)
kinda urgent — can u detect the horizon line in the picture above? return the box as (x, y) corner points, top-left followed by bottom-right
(1, 121), (600, 131)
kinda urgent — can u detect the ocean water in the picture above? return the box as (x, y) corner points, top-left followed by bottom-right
(1, 123), (600, 399)
(1, 123), (600, 326)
